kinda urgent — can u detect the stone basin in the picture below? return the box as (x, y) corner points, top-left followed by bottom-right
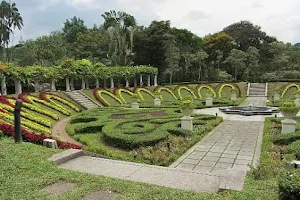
(219, 105), (278, 116)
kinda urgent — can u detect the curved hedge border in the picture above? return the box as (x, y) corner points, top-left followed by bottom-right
(195, 85), (217, 98)
(217, 83), (241, 97)
(134, 88), (155, 101)
(94, 88), (123, 106)
(114, 88), (134, 104)
(281, 83), (300, 98)
(153, 86), (178, 100)
(174, 85), (197, 100)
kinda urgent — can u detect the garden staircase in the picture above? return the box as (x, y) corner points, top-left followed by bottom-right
(66, 90), (101, 109)
(247, 83), (267, 97)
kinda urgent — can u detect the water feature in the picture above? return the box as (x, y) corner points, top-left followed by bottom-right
(219, 104), (278, 116)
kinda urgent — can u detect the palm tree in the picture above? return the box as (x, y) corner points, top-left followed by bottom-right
(0, 1), (23, 61)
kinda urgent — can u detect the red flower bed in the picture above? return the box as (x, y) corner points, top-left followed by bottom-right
(39, 92), (51, 102)
(0, 123), (82, 149)
(17, 93), (30, 103)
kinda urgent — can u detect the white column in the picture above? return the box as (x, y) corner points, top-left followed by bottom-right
(139, 74), (143, 86)
(86, 79), (90, 89)
(95, 78), (99, 88)
(51, 80), (56, 91)
(147, 75), (151, 87)
(1, 76), (7, 95)
(34, 80), (39, 92)
(14, 79), (22, 94)
(70, 77), (75, 91)
(81, 78), (86, 90)
(125, 78), (129, 88)
(134, 78), (137, 87)
(110, 77), (114, 89)
(104, 79), (107, 88)
(154, 75), (158, 86)
(65, 77), (71, 92)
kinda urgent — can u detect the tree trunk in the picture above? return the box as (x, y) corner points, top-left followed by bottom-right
(51, 80), (56, 91)
(104, 79), (107, 88)
(95, 78), (99, 88)
(65, 77), (71, 92)
(1, 76), (7, 95)
(14, 79), (22, 94)
(34, 80), (39, 92)
(154, 75), (158, 87)
(198, 66), (202, 81)
(169, 73), (172, 84)
(125, 78), (129, 88)
(70, 77), (75, 91)
(235, 67), (238, 81)
(139, 74), (143, 86)
(81, 78), (86, 90)
(147, 75), (151, 87)
(110, 77), (114, 89)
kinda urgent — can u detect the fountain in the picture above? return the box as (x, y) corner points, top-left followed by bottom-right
(219, 104), (278, 116)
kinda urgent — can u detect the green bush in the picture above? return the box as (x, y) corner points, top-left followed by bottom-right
(284, 140), (300, 159)
(279, 170), (300, 200)
(273, 132), (300, 145)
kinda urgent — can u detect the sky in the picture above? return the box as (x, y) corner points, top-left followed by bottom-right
(11, 0), (300, 45)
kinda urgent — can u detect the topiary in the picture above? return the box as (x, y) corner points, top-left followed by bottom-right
(284, 140), (300, 159)
(279, 101), (300, 119)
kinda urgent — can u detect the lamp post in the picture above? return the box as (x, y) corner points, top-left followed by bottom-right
(14, 99), (22, 143)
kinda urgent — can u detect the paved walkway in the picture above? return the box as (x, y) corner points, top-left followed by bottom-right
(52, 117), (82, 146)
(53, 97), (268, 193)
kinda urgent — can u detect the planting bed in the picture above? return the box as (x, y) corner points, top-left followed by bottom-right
(0, 92), (82, 149)
(66, 108), (222, 166)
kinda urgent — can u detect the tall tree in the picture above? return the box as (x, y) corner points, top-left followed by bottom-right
(223, 21), (276, 51)
(163, 34), (180, 84)
(193, 50), (209, 81)
(62, 16), (87, 44)
(0, 1), (23, 61)
(101, 10), (136, 30)
(246, 46), (260, 82)
(225, 49), (247, 80)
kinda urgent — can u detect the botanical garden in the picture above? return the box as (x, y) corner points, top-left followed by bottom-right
(2, 1), (300, 200)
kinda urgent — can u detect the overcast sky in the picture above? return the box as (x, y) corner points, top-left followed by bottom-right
(12, 0), (300, 45)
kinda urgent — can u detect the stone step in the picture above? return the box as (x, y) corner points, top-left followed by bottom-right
(66, 90), (99, 109)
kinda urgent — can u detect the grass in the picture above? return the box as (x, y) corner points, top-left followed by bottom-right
(0, 115), (288, 200)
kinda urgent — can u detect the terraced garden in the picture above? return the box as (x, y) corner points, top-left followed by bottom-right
(267, 82), (300, 107)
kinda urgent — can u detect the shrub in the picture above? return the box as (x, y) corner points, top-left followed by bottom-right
(273, 132), (300, 145)
(279, 170), (300, 200)
(284, 140), (300, 159)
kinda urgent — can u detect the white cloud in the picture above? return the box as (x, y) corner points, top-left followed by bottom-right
(13, 0), (300, 43)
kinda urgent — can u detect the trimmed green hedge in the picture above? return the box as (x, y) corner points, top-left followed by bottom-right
(284, 140), (300, 159)
(273, 132), (300, 145)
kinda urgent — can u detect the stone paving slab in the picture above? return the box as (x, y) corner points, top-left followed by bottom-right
(59, 156), (221, 193)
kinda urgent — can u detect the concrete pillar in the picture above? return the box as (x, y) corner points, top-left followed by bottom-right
(139, 74), (143, 86)
(14, 79), (22, 94)
(154, 75), (158, 86)
(51, 80), (56, 91)
(295, 98), (300, 107)
(125, 78), (129, 88)
(43, 139), (57, 148)
(95, 78), (99, 88)
(274, 94), (280, 101)
(181, 116), (193, 131)
(131, 102), (139, 109)
(110, 77), (114, 89)
(34, 80), (39, 92)
(65, 77), (71, 92)
(70, 77), (75, 91)
(282, 119), (296, 134)
(1, 76), (7, 95)
(206, 97), (213, 106)
(154, 98), (161, 107)
(147, 75), (151, 87)
(231, 93), (237, 101)
(81, 78), (86, 90)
